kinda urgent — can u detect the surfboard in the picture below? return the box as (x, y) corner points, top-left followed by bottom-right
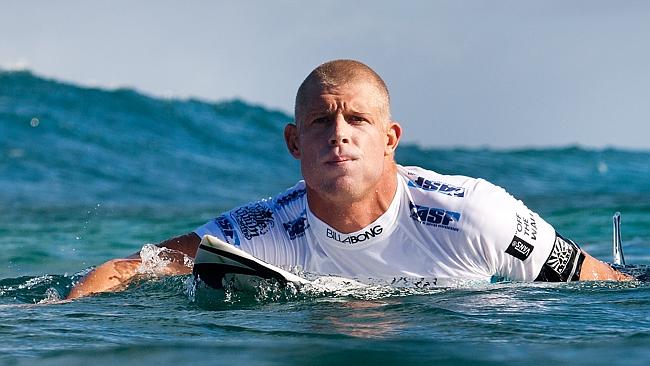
(193, 235), (311, 289)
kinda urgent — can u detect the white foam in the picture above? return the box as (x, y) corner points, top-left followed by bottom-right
(36, 288), (63, 304)
(137, 244), (193, 276)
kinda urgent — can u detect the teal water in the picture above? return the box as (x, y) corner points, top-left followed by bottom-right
(1, 70), (650, 365)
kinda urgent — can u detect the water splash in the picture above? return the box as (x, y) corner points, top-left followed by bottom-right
(190, 272), (463, 310)
(75, 202), (103, 241)
(0, 274), (76, 304)
(137, 244), (194, 276)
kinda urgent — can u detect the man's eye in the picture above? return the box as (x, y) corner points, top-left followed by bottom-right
(312, 117), (329, 124)
(347, 116), (366, 123)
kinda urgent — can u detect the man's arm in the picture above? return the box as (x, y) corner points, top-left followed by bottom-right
(533, 233), (632, 282)
(579, 251), (632, 281)
(66, 232), (201, 300)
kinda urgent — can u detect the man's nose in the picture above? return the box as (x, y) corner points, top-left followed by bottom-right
(329, 114), (350, 146)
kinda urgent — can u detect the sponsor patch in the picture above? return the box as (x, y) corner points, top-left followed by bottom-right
(546, 235), (576, 275)
(283, 211), (309, 240)
(231, 203), (275, 240)
(505, 235), (534, 261)
(409, 202), (461, 232)
(326, 225), (384, 245)
(407, 174), (465, 197)
(535, 233), (584, 282)
(214, 214), (240, 246)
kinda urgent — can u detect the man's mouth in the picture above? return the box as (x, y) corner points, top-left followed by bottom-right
(325, 155), (356, 164)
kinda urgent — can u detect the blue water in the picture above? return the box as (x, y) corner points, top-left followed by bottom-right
(1, 70), (650, 365)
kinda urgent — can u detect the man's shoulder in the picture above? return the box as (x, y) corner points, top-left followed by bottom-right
(398, 165), (482, 199)
(397, 165), (518, 217)
(199, 180), (308, 244)
(227, 180), (307, 225)
(226, 180), (307, 212)
(270, 180), (307, 209)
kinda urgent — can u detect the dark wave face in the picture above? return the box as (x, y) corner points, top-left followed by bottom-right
(0, 70), (300, 209)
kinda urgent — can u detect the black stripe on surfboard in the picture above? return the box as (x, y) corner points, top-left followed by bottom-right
(194, 244), (289, 289)
(193, 263), (261, 289)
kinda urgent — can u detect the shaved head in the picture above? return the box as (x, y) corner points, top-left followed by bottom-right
(295, 60), (391, 123)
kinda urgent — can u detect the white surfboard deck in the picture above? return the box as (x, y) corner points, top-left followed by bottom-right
(193, 235), (311, 289)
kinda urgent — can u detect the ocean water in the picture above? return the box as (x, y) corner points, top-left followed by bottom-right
(1, 70), (650, 365)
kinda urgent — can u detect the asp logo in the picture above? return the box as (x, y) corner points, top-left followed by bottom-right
(409, 202), (461, 231)
(326, 225), (384, 245)
(407, 175), (465, 197)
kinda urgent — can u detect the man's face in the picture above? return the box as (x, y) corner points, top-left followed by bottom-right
(286, 80), (400, 202)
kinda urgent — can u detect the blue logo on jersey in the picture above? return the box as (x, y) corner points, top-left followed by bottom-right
(231, 203), (275, 240)
(275, 189), (306, 208)
(283, 211), (309, 240)
(409, 202), (461, 231)
(214, 215), (240, 246)
(407, 176), (465, 197)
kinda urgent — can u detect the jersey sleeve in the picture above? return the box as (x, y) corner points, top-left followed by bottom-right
(464, 179), (583, 282)
(193, 198), (287, 253)
(194, 213), (242, 246)
(192, 198), (281, 248)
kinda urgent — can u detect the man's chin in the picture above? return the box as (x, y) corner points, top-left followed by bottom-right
(315, 176), (365, 200)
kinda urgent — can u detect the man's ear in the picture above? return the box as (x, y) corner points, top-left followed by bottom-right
(385, 121), (402, 156)
(284, 123), (301, 159)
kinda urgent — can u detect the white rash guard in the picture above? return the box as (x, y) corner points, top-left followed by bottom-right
(194, 165), (584, 284)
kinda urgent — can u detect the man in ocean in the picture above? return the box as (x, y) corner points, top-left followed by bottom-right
(67, 60), (629, 299)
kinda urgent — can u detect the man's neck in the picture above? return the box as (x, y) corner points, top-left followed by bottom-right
(306, 164), (398, 233)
